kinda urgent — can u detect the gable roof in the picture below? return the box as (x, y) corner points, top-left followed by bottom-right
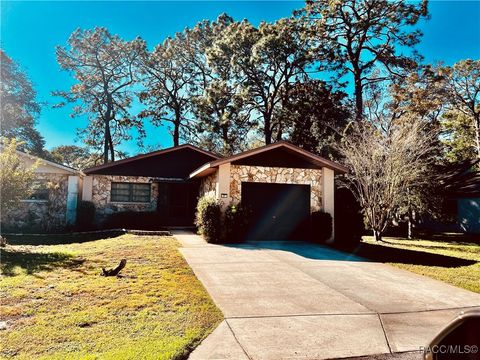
(83, 144), (219, 177)
(190, 141), (348, 178)
(15, 150), (79, 174)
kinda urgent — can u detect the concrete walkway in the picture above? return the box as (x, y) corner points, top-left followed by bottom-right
(172, 231), (480, 360)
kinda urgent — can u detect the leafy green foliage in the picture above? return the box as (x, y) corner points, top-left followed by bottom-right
(310, 211), (332, 242)
(224, 203), (252, 243)
(195, 196), (221, 243)
(55, 27), (145, 163)
(0, 138), (37, 216)
(76, 200), (96, 230)
(103, 210), (165, 230)
(282, 80), (349, 158)
(297, 0), (428, 119)
(0, 50), (45, 156)
(50, 145), (100, 169)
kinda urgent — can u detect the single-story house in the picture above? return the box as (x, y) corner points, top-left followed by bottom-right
(428, 160), (480, 234)
(1, 150), (81, 232)
(83, 141), (348, 240)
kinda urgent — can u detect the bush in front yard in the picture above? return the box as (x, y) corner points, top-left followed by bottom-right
(311, 211), (332, 242)
(76, 201), (96, 230)
(224, 203), (252, 243)
(103, 211), (165, 230)
(195, 196), (221, 243)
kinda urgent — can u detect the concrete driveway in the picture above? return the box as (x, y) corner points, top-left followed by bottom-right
(173, 231), (480, 360)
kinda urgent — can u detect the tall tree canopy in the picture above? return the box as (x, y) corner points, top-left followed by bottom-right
(0, 50), (45, 156)
(138, 33), (195, 147)
(50, 145), (99, 169)
(297, 0), (428, 120)
(191, 15), (253, 155)
(55, 27), (144, 164)
(440, 59), (480, 159)
(210, 18), (313, 144)
(280, 79), (349, 158)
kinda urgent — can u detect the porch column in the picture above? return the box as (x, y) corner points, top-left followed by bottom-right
(217, 163), (231, 210)
(66, 175), (79, 225)
(322, 167), (335, 242)
(82, 176), (93, 201)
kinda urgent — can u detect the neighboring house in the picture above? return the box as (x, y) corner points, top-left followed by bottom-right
(442, 160), (480, 234)
(83, 142), (347, 240)
(2, 151), (82, 232)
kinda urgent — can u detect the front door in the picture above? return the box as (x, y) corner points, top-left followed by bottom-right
(157, 182), (199, 225)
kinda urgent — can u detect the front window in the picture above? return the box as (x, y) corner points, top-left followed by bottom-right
(24, 181), (50, 201)
(111, 182), (151, 203)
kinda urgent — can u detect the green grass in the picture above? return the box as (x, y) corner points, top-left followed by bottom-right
(0, 234), (223, 359)
(362, 235), (480, 293)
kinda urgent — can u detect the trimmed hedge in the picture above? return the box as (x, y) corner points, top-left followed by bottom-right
(76, 201), (96, 230)
(311, 211), (333, 242)
(103, 211), (165, 230)
(195, 196), (221, 243)
(224, 203), (252, 243)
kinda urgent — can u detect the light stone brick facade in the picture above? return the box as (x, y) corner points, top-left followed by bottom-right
(199, 173), (217, 199)
(229, 165), (322, 211)
(89, 175), (159, 222)
(198, 165), (323, 212)
(2, 172), (70, 231)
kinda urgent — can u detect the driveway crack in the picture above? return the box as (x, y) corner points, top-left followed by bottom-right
(225, 319), (253, 360)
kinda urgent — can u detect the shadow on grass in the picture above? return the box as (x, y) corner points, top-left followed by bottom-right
(334, 241), (477, 268)
(5, 231), (124, 246)
(233, 239), (477, 267)
(0, 247), (85, 276)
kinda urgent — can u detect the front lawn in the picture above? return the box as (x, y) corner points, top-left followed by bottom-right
(361, 235), (480, 293)
(0, 234), (223, 359)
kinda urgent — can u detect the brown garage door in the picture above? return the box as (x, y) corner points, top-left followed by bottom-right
(241, 182), (310, 241)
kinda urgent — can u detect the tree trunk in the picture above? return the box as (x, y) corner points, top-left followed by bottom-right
(103, 119), (110, 164)
(354, 73), (363, 122)
(474, 114), (480, 159)
(173, 111), (180, 147)
(264, 114), (272, 145)
(407, 218), (413, 240)
(373, 229), (382, 242)
(108, 132), (115, 162)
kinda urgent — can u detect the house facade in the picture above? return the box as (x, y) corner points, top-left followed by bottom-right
(1, 151), (81, 232)
(83, 142), (347, 240)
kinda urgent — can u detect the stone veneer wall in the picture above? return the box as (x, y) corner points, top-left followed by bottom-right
(91, 175), (159, 222)
(229, 165), (323, 211)
(198, 172), (217, 199)
(2, 172), (69, 231)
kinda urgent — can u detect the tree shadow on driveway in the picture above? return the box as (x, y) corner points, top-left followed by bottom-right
(225, 240), (477, 268)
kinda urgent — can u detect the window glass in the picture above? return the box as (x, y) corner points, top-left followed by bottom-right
(111, 182), (150, 203)
(25, 181), (49, 201)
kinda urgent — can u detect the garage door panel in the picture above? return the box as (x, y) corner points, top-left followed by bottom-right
(242, 182), (310, 241)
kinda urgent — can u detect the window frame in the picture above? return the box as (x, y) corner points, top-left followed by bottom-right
(110, 182), (151, 203)
(21, 180), (50, 203)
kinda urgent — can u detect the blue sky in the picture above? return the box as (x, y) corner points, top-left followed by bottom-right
(1, 1), (479, 155)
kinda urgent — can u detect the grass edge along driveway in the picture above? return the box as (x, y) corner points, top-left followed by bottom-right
(0, 234), (223, 360)
(361, 235), (480, 294)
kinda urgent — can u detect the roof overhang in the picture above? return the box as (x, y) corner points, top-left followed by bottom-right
(83, 144), (219, 175)
(190, 141), (348, 178)
(15, 150), (79, 174)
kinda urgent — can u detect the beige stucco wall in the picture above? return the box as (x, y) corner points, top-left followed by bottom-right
(2, 172), (70, 231)
(86, 175), (159, 222)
